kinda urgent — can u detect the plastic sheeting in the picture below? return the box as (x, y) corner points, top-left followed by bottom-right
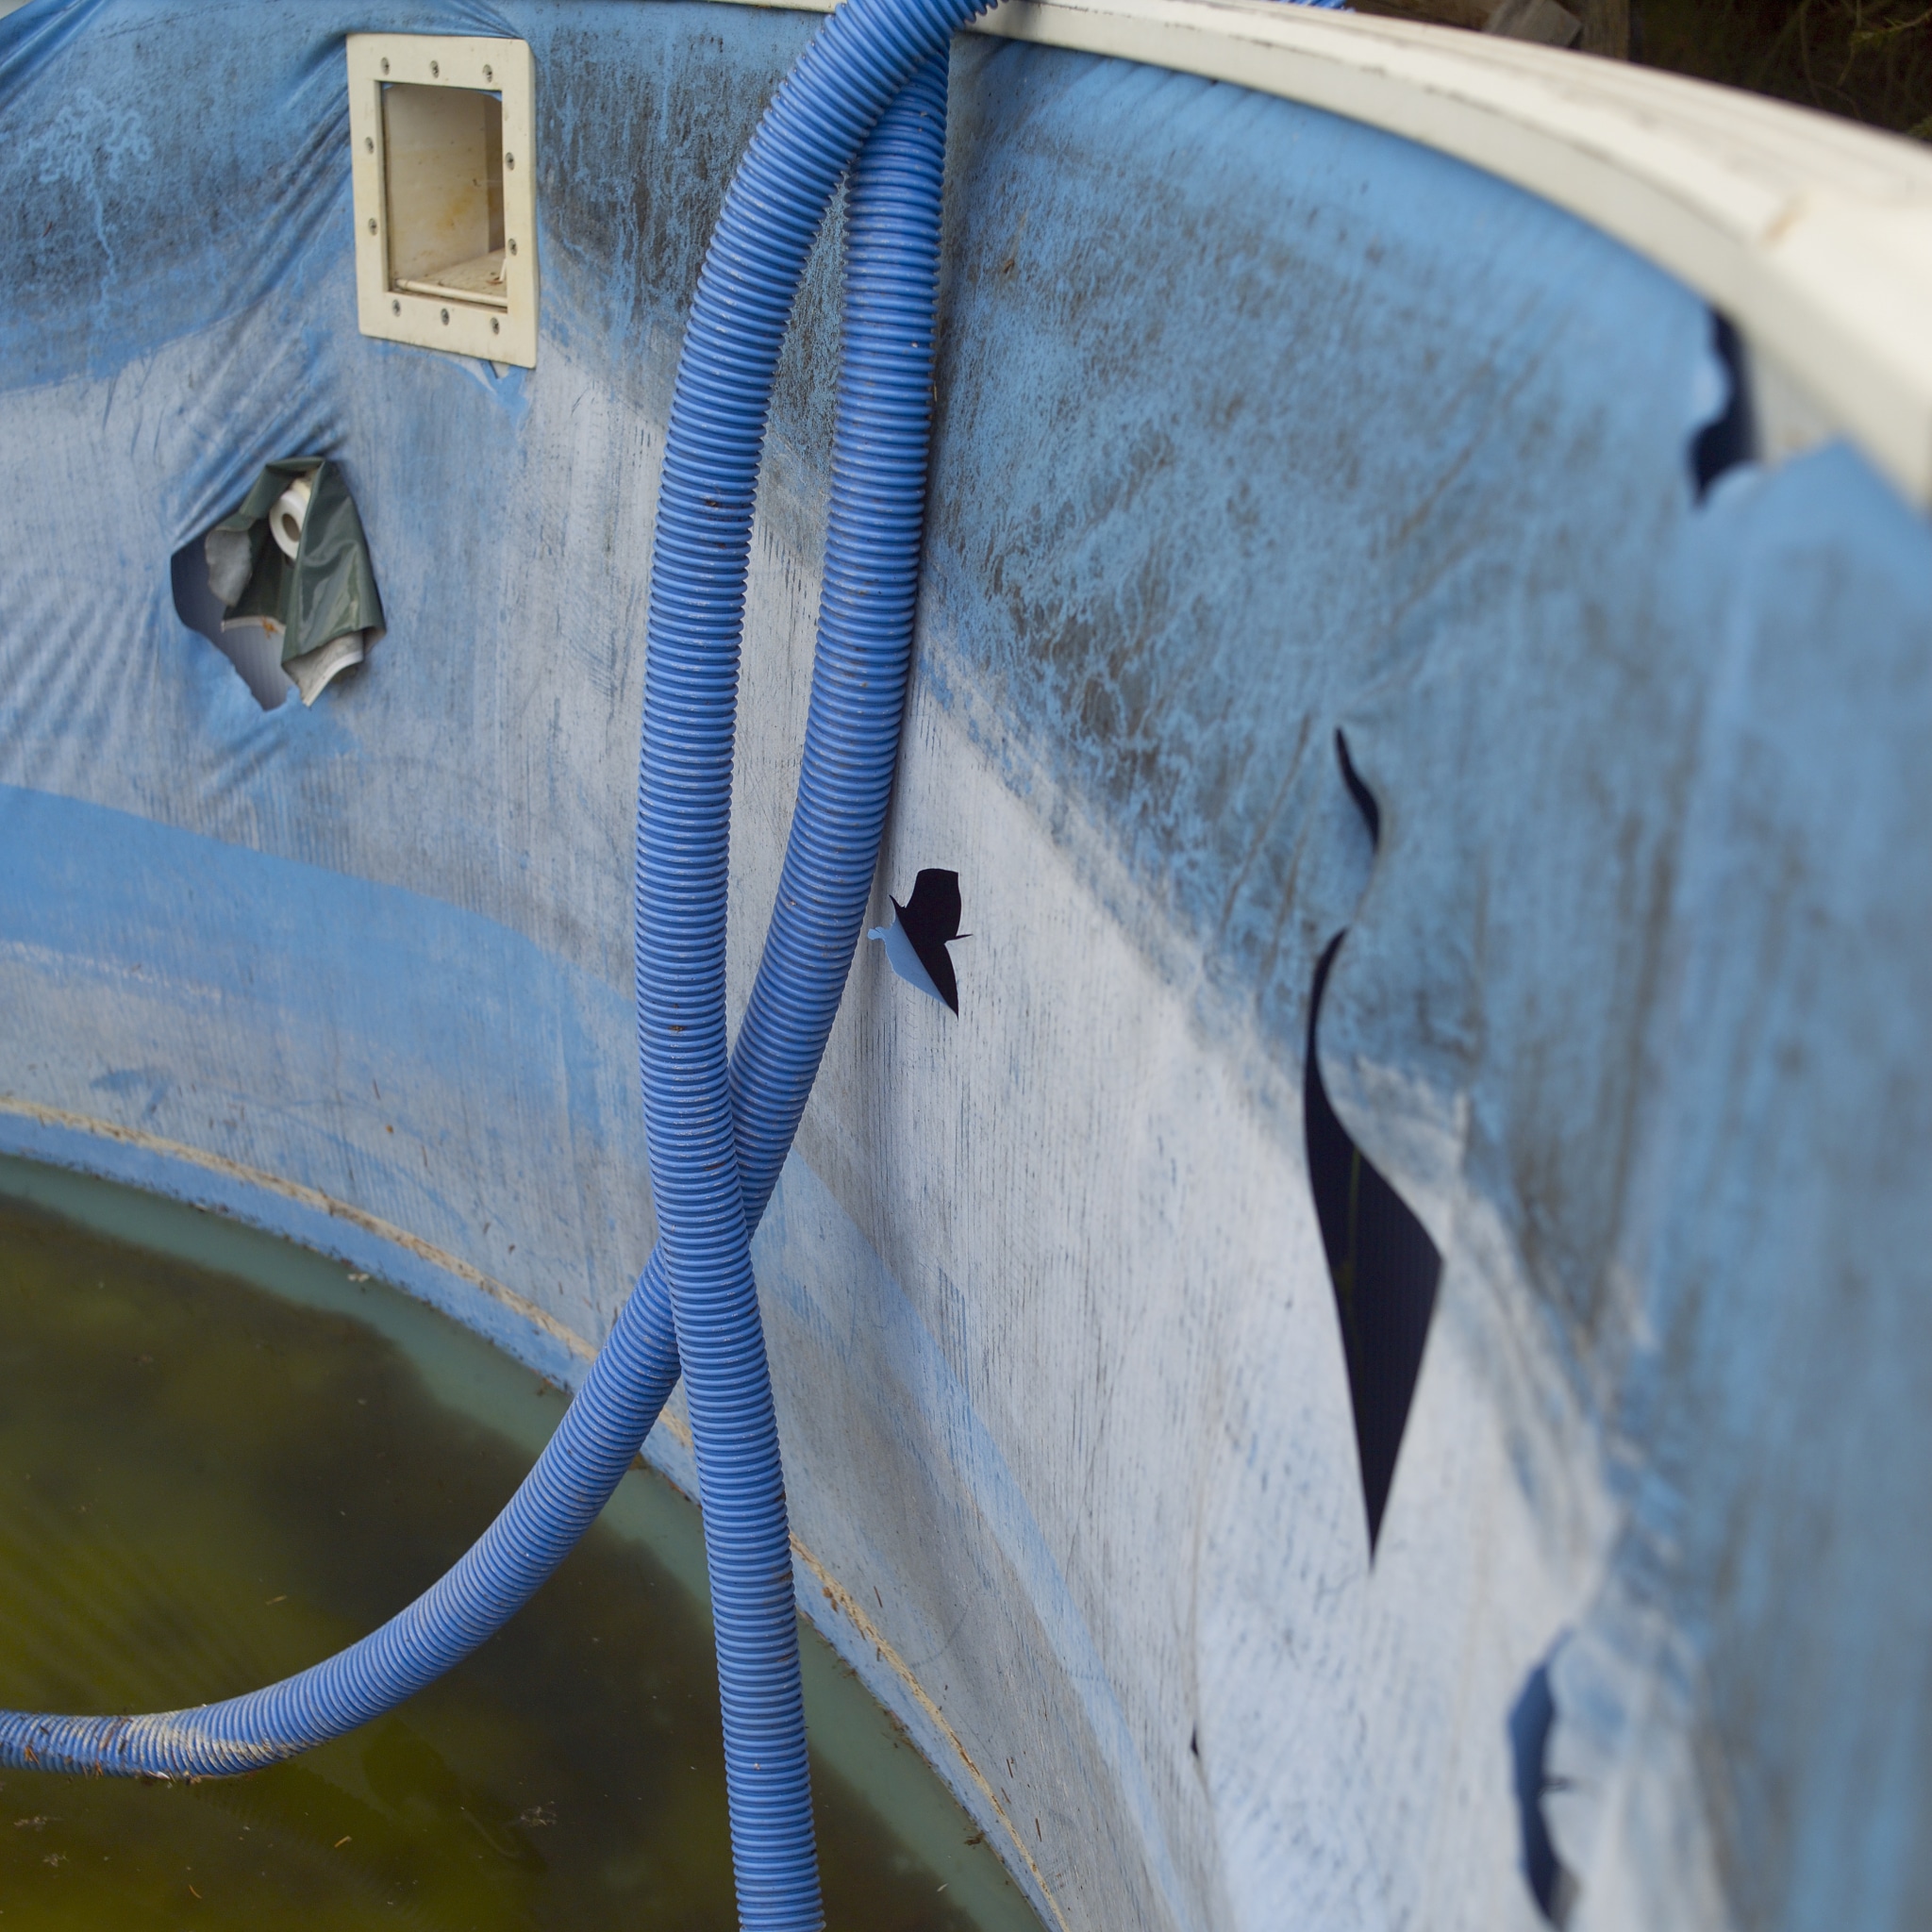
(3, 3), (1930, 1930)
(208, 457), (383, 702)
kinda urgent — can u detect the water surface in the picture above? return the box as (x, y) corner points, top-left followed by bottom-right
(0, 1163), (1035, 1931)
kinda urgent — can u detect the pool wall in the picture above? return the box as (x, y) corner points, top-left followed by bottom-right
(4, 4), (1932, 1929)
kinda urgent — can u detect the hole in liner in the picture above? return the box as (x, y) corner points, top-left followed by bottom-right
(1690, 309), (1757, 500)
(170, 536), (291, 711)
(1335, 727), (1380, 846)
(1303, 733), (1442, 1551)
(868, 869), (969, 1014)
(1508, 1652), (1579, 1926)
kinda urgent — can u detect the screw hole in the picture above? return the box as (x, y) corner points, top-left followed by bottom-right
(429, 59), (440, 77)
(504, 153), (515, 170)
(391, 299), (401, 315)
(379, 57), (389, 74)
(491, 318), (501, 335)
(363, 136), (374, 153)
(508, 238), (519, 257)
(440, 308), (450, 325)
(366, 218), (377, 235)
(483, 63), (493, 81)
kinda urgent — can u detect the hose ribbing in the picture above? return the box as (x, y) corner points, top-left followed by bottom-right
(636, 15), (973, 1922)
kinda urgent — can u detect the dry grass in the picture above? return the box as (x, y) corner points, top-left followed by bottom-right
(1637, 0), (1930, 139)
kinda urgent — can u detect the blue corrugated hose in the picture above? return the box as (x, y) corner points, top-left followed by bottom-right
(0, 0), (965, 1900)
(636, 35), (967, 1926)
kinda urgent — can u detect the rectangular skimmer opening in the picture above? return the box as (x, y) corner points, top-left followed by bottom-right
(347, 35), (539, 368)
(383, 84), (507, 308)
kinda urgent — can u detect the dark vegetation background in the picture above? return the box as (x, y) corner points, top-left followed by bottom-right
(1638, 0), (1930, 140)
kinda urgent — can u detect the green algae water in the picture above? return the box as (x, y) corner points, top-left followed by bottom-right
(0, 1159), (1039, 1932)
